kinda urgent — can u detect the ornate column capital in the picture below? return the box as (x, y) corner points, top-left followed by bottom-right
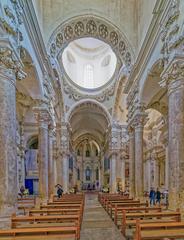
(160, 58), (184, 90)
(33, 106), (51, 128)
(0, 46), (26, 81)
(132, 112), (148, 130)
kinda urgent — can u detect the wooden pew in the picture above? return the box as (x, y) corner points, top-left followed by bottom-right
(0, 226), (79, 240)
(134, 220), (184, 240)
(29, 208), (81, 216)
(11, 214), (81, 229)
(113, 206), (162, 225)
(120, 210), (181, 237)
(17, 197), (36, 215)
(109, 202), (149, 218)
(105, 199), (140, 212)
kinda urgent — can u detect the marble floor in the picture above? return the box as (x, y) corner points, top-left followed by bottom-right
(80, 193), (125, 240)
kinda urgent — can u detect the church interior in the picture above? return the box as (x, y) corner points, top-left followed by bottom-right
(0, 0), (184, 239)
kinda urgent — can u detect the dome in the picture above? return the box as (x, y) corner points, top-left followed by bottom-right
(62, 37), (117, 90)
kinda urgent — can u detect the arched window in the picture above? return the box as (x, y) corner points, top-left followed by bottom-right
(86, 150), (90, 157)
(83, 64), (94, 88)
(85, 167), (91, 181)
(77, 149), (80, 156)
(96, 149), (98, 156)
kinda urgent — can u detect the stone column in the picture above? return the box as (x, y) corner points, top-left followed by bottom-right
(128, 127), (135, 198)
(133, 113), (147, 199)
(120, 157), (126, 192)
(62, 152), (69, 193)
(34, 107), (50, 200)
(0, 66), (17, 227)
(55, 123), (62, 185)
(48, 125), (54, 198)
(110, 153), (117, 193)
(165, 143), (169, 190)
(162, 60), (184, 209)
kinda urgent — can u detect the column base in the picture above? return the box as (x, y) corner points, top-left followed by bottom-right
(0, 204), (17, 229)
(169, 189), (179, 210)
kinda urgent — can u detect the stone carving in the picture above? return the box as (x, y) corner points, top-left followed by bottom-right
(132, 111), (148, 129)
(10, 0), (23, 24)
(0, 1), (23, 42)
(48, 15), (134, 68)
(86, 20), (97, 34)
(161, 0), (180, 65)
(119, 41), (126, 56)
(99, 24), (108, 39)
(64, 25), (73, 40)
(74, 21), (84, 36)
(50, 43), (56, 57)
(0, 47), (26, 80)
(4, 6), (16, 24)
(63, 77), (116, 103)
(160, 60), (184, 87)
(110, 31), (118, 46)
(56, 33), (63, 48)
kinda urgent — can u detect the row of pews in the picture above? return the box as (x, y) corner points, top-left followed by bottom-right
(0, 194), (84, 240)
(99, 193), (184, 239)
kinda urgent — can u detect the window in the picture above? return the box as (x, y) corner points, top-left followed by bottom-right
(85, 167), (91, 181)
(77, 168), (80, 180)
(83, 64), (94, 88)
(86, 150), (90, 157)
(96, 168), (99, 180)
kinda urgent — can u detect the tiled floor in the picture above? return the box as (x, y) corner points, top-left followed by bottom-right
(80, 193), (125, 240)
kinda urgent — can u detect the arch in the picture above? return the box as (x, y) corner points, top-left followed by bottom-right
(66, 98), (112, 126)
(48, 14), (135, 70)
(17, 47), (43, 98)
(139, 59), (164, 105)
(26, 135), (38, 149)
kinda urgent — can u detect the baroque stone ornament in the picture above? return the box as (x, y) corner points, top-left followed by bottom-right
(160, 0), (181, 66)
(160, 59), (184, 96)
(0, 0), (23, 42)
(63, 77), (116, 103)
(0, 47), (26, 80)
(48, 15), (134, 69)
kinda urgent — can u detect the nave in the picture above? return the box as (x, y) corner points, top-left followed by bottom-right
(0, 192), (184, 239)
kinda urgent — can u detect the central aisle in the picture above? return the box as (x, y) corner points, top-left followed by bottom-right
(80, 193), (125, 240)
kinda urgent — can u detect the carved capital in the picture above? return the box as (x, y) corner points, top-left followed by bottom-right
(0, 47), (26, 80)
(132, 112), (148, 129)
(33, 106), (51, 127)
(160, 58), (184, 94)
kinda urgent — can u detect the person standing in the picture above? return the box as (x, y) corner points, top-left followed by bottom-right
(156, 188), (161, 205)
(149, 187), (156, 206)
